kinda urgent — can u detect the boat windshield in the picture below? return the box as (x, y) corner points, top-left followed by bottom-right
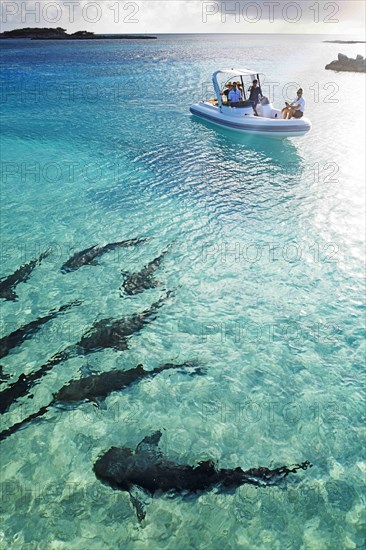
(219, 73), (263, 102)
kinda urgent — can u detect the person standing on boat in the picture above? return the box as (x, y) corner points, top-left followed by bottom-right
(248, 79), (262, 115)
(228, 82), (243, 105)
(282, 88), (305, 119)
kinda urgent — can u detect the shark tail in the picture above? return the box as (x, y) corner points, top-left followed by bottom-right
(110, 238), (147, 249)
(152, 360), (206, 377)
(280, 460), (313, 477)
(0, 346), (75, 415)
(242, 460), (313, 486)
(140, 289), (175, 322)
(50, 299), (83, 315)
(0, 403), (52, 443)
(38, 249), (52, 262)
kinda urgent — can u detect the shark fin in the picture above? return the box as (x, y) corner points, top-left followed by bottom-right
(134, 364), (146, 375)
(195, 460), (216, 474)
(128, 485), (150, 522)
(136, 430), (163, 453)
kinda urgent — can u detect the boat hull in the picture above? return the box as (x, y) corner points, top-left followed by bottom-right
(190, 102), (311, 139)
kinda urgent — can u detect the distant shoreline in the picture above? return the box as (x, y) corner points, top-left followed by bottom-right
(0, 35), (157, 40)
(323, 40), (366, 44)
(29, 36), (157, 40)
(0, 27), (157, 40)
(0, 29), (363, 42)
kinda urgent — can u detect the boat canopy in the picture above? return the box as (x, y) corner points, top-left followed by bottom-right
(212, 69), (260, 107)
(214, 68), (257, 77)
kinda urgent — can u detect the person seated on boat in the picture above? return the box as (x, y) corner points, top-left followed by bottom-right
(221, 82), (232, 104)
(228, 82), (243, 105)
(248, 79), (263, 115)
(282, 88), (305, 119)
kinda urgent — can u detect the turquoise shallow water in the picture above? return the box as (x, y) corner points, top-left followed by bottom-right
(0, 34), (365, 549)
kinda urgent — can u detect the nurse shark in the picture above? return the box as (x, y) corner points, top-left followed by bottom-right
(0, 292), (173, 415)
(0, 362), (203, 442)
(61, 238), (146, 273)
(93, 431), (313, 521)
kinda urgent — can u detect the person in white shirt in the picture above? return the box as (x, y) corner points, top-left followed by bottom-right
(282, 88), (305, 119)
(228, 82), (243, 105)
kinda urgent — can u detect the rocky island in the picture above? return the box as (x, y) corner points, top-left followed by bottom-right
(0, 27), (157, 40)
(325, 53), (366, 73)
(323, 40), (366, 44)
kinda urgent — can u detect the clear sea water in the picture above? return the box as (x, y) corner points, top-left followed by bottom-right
(0, 34), (365, 549)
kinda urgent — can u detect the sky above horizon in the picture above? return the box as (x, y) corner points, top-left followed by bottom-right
(1, 1), (365, 36)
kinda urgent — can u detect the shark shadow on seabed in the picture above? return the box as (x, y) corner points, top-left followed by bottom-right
(93, 430), (313, 521)
(0, 291), (173, 416)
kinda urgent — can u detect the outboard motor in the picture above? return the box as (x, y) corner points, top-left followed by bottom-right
(257, 96), (275, 118)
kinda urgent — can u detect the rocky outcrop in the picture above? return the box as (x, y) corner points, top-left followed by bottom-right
(324, 40), (366, 44)
(0, 27), (67, 39)
(325, 53), (366, 73)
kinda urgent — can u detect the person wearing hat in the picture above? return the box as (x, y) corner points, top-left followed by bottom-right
(282, 88), (305, 119)
(221, 82), (232, 103)
(228, 81), (243, 105)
